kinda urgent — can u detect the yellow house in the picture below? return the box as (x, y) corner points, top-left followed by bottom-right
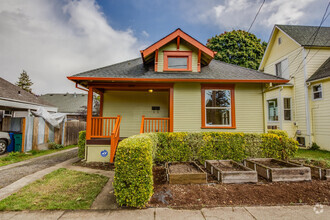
(259, 24), (330, 150)
(68, 29), (287, 162)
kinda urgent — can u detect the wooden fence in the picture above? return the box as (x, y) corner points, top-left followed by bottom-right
(64, 120), (86, 146)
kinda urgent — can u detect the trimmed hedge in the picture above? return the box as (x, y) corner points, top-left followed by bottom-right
(114, 131), (298, 207)
(78, 131), (86, 159)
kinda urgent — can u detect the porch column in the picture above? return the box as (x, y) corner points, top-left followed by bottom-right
(86, 86), (93, 140)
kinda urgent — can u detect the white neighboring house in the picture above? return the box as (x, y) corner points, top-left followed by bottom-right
(0, 77), (57, 151)
(259, 24), (330, 150)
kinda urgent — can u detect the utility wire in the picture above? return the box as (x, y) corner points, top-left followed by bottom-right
(247, 0), (265, 32)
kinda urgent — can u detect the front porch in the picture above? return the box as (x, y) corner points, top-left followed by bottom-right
(84, 83), (174, 163)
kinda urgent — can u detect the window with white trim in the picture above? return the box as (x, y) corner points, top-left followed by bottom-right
(268, 99), (278, 121)
(275, 58), (289, 79)
(205, 90), (231, 126)
(283, 98), (291, 121)
(312, 84), (322, 100)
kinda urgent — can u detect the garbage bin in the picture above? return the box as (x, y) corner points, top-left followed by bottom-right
(7, 132), (15, 152)
(13, 133), (22, 152)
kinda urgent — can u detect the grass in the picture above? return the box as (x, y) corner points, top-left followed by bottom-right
(0, 145), (77, 167)
(295, 149), (330, 161)
(0, 168), (109, 210)
(294, 148), (330, 168)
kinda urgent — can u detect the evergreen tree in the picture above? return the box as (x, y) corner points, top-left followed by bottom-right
(16, 70), (33, 92)
(206, 30), (267, 70)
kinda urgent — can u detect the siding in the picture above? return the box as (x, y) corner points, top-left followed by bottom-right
(173, 83), (264, 133)
(310, 79), (330, 151)
(263, 29), (301, 70)
(158, 40), (198, 72)
(103, 91), (169, 137)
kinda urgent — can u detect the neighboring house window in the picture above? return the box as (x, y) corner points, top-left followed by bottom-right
(283, 98), (292, 121)
(275, 58), (289, 79)
(268, 99), (278, 121)
(312, 84), (322, 100)
(278, 37), (282, 45)
(201, 84), (235, 128)
(163, 51), (192, 71)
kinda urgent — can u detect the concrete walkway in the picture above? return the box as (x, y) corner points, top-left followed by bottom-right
(0, 206), (328, 220)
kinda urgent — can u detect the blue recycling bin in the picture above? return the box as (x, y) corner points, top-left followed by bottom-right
(7, 132), (15, 152)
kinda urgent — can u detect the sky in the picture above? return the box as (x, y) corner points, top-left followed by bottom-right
(0, 0), (329, 94)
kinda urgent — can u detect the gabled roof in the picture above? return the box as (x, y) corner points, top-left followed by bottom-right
(0, 77), (53, 108)
(307, 57), (330, 82)
(40, 93), (87, 113)
(276, 25), (330, 47)
(140, 28), (215, 64)
(68, 57), (288, 84)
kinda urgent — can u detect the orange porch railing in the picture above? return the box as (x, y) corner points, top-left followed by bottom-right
(140, 115), (170, 133)
(110, 115), (122, 163)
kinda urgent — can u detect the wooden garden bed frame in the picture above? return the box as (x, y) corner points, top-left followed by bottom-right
(165, 162), (207, 184)
(205, 160), (257, 184)
(290, 159), (330, 180)
(244, 158), (311, 182)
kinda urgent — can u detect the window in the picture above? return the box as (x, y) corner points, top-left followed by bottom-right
(275, 58), (289, 79)
(163, 51), (192, 71)
(297, 137), (306, 147)
(278, 37), (282, 45)
(268, 99), (278, 121)
(201, 84), (235, 128)
(283, 98), (291, 121)
(312, 84), (322, 100)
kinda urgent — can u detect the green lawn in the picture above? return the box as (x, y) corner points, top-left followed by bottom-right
(295, 149), (330, 161)
(0, 168), (108, 210)
(0, 145), (77, 167)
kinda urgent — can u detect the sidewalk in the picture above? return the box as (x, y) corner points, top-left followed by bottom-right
(0, 205), (328, 220)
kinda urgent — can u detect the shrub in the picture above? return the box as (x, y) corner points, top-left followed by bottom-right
(78, 131), (86, 159)
(48, 142), (64, 150)
(114, 131), (299, 207)
(267, 129), (288, 138)
(310, 142), (320, 150)
(113, 134), (155, 208)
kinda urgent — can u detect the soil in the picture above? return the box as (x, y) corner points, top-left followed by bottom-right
(212, 161), (245, 171)
(168, 163), (202, 174)
(254, 159), (296, 168)
(73, 160), (114, 171)
(150, 165), (330, 209)
(0, 148), (78, 189)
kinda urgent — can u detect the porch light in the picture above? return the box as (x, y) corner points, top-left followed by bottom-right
(148, 89), (153, 93)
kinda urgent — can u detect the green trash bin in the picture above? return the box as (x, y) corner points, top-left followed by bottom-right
(14, 133), (22, 152)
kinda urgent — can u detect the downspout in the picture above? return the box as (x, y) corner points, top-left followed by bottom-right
(302, 48), (311, 146)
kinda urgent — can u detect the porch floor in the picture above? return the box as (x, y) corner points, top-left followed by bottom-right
(86, 137), (127, 145)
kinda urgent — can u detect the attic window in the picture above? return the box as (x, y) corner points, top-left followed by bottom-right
(163, 51), (192, 71)
(278, 37), (282, 45)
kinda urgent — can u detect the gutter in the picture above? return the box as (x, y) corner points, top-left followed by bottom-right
(306, 76), (330, 84)
(0, 97), (58, 112)
(302, 48), (311, 146)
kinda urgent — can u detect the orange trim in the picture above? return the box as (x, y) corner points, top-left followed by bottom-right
(198, 49), (201, 72)
(67, 76), (289, 84)
(154, 49), (159, 72)
(86, 86), (93, 140)
(201, 84), (236, 129)
(140, 29), (214, 59)
(163, 51), (192, 72)
(75, 82), (88, 92)
(177, 36), (180, 50)
(169, 86), (174, 132)
(21, 118), (26, 152)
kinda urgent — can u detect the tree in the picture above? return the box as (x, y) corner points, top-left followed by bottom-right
(206, 30), (267, 70)
(16, 70), (33, 92)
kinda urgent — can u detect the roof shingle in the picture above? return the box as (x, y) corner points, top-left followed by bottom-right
(307, 57), (330, 82)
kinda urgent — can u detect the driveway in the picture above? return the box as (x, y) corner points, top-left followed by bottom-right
(0, 148), (78, 189)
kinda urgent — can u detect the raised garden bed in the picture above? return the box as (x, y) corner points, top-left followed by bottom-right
(244, 158), (311, 182)
(290, 158), (330, 180)
(205, 160), (257, 184)
(165, 162), (207, 184)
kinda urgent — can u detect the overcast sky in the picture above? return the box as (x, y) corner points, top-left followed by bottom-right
(0, 0), (329, 94)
